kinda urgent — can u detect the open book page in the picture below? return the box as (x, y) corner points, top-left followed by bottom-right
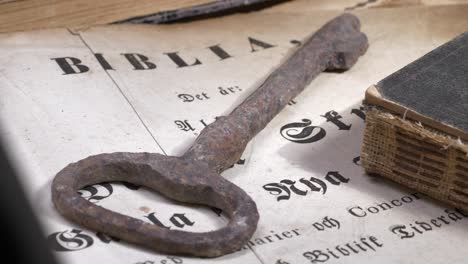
(1, 4), (467, 264)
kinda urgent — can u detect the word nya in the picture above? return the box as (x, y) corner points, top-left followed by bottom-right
(263, 171), (349, 201)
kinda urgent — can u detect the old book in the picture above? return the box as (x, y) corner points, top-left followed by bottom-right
(362, 32), (468, 212)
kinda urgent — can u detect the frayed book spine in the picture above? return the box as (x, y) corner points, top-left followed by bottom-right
(361, 108), (468, 211)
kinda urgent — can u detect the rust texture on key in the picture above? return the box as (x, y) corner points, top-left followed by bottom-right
(51, 13), (368, 257)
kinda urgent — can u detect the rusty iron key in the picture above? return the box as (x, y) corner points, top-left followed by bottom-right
(52, 13), (368, 257)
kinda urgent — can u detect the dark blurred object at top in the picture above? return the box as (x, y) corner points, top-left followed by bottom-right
(0, 0), (287, 33)
(117, 0), (289, 24)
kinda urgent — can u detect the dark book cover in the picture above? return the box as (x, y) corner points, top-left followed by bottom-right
(362, 32), (468, 211)
(365, 31), (467, 140)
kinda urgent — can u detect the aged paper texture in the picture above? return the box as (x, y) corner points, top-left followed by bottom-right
(1, 3), (467, 264)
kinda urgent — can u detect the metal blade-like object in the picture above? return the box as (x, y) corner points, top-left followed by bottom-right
(52, 13), (368, 257)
